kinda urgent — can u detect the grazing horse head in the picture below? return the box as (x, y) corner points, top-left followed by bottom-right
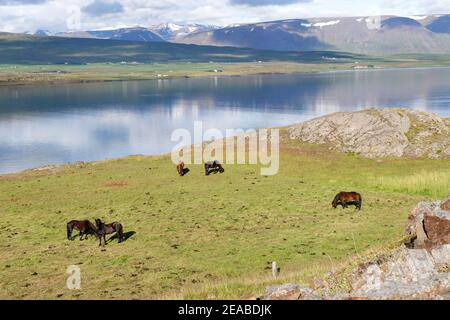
(332, 194), (341, 209)
(67, 220), (98, 241)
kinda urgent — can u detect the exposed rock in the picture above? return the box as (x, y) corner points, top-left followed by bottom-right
(347, 197), (450, 299)
(431, 244), (450, 269)
(289, 108), (450, 159)
(262, 196), (450, 300)
(347, 247), (450, 299)
(423, 215), (450, 248)
(441, 198), (450, 211)
(405, 196), (450, 249)
(262, 284), (322, 300)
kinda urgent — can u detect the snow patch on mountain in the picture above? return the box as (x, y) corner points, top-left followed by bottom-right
(365, 17), (382, 30)
(314, 20), (341, 28)
(301, 20), (340, 28)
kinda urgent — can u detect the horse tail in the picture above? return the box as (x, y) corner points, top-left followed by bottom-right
(67, 222), (73, 240)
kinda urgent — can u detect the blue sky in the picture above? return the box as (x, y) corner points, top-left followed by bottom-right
(0, 0), (449, 33)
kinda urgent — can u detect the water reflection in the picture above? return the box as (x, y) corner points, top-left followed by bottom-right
(0, 67), (449, 173)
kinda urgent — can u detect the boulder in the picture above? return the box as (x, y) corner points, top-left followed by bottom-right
(289, 109), (450, 159)
(262, 284), (322, 300)
(347, 247), (450, 299)
(347, 196), (450, 299)
(441, 197), (450, 211)
(262, 196), (450, 300)
(405, 196), (450, 249)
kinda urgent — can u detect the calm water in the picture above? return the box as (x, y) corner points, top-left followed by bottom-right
(1, 67), (450, 173)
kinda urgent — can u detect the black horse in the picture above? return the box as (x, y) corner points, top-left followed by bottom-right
(205, 160), (225, 176)
(95, 219), (124, 246)
(67, 220), (98, 241)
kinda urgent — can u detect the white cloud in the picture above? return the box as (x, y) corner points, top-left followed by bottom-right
(0, 0), (449, 33)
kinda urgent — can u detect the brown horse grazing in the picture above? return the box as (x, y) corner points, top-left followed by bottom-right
(67, 220), (98, 241)
(332, 192), (362, 210)
(95, 219), (124, 246)
(177, 162), (186, 176)
(205, 160), (225, 176)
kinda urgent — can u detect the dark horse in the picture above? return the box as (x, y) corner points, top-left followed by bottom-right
(67, 220), (98, 241)
(177, 162), (186, 176)
(332, 192), (362, 210)
(205, 160), (225, 176)
(95, 219), (124, 246)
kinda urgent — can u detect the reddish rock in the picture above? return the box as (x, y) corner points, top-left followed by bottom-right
(423, 214), (450, 249)
(262, 284), (321, 300)
(441, 198), (450, 211)
(405, 198), (450, 249)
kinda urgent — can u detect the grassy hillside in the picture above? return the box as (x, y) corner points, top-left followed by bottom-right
(0, 130), (448, 299)
(1, 34), (450, 86)
(0, 33), (358, 65)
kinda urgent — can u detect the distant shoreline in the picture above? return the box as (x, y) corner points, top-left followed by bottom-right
(2, 59), (450, 88)
(2, 106), (449, 177)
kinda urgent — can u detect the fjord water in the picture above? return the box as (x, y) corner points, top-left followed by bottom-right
(0, 67), (449, 174)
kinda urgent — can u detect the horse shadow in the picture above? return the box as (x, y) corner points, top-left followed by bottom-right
(108, 231), (136, 244)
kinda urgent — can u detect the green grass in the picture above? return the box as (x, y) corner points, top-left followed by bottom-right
(0, 131), (448, 299)
(0, 34), (361, 65)
(373, 170), (450, 198)
(0, 61), (363, 86)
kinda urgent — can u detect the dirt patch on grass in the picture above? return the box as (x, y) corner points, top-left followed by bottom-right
(105, 181), (129, 188)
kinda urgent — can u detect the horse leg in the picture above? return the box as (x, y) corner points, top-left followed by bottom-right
(79, 231), (84, 241)
(117, 226), (124, 243)
(67, 224), (73, 241)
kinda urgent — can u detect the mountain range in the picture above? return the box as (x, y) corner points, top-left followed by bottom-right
(1, 31), (360, 65)
(178, 15), (450, 54)
(25, 14), (450, 55)
(33, 23), (219, 43)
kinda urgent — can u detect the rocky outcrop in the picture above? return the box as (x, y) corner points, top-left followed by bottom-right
(288, 109), (450, 159)
(262, 196), (450, 300)
(262, 284), (322, 300)
(405, 196), (450, 249)
(347, 247), (450, 299)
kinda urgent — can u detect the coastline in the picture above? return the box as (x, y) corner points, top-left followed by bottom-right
(2, 108), (449, 177)
(2, 58), (450, 88)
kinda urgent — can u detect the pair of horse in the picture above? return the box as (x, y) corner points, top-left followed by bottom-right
(176, 161), (225, 176)
(332, 192), (362, 210)
(67, 219), (124, 246)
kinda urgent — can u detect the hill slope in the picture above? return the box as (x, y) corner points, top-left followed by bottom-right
(289, 109), (450, 159)
(178, 15), (450, 54)
(0, 33), (359, 64)
(54, 27), (165, 43)
(1, 122), (448, 299)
